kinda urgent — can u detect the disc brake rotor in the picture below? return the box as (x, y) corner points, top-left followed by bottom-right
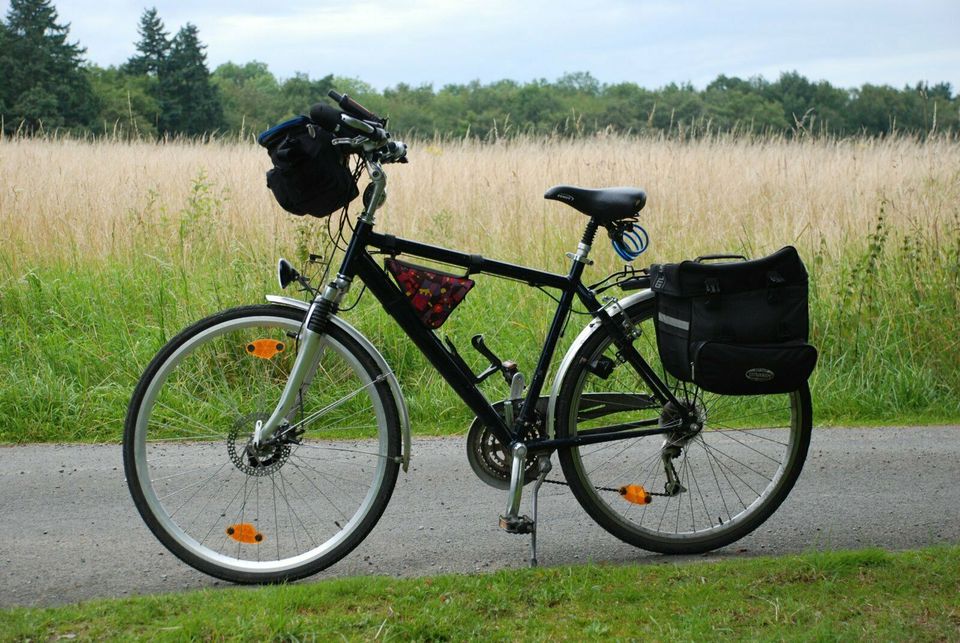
(227, 414), (291, 477)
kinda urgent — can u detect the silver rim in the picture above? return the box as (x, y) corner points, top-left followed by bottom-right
(131, 313), (391, 575)
(566, 308), (804, 544)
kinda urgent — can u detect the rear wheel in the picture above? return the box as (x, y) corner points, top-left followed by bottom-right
(123, 304), (401, 583)
(555, 298), (811, 554)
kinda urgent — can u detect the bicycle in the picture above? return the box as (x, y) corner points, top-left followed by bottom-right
(123, 91), (813, 584)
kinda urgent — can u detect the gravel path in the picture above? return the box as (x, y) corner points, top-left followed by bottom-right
(1, 425), (958, 608)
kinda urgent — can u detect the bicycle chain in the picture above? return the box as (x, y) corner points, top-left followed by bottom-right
(542, 478), (672, 497)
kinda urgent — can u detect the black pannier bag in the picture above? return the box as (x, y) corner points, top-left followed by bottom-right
(257, 116), (359, 217)
(649, 246), (818, 395)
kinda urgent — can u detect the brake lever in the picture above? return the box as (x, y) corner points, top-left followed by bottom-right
(340, 114), (388, 143)
(331, 136), (367, 148)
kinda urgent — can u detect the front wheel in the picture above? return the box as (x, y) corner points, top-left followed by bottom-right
(123, 304), (401, 583)
(555, 298), (812, 554)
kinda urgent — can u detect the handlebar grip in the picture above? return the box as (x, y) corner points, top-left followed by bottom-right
(309, 103), (344, 132)
(310, 103), (389, 144)
(327, 89), (381, 124)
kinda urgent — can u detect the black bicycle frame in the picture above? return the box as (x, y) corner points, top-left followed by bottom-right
(328, 216), (682, 452)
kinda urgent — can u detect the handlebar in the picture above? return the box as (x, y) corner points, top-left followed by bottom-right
(328, 90), (384, 125)
(309, 89), (407, 163)
(309, 102), (347, 132)
(309, 102), (388, 142)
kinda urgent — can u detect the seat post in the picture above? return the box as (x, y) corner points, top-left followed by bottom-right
(567, 218), (601, 269)
(581, 218), (600, 246)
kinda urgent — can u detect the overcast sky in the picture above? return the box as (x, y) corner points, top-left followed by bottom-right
(6, 0), (959, 90)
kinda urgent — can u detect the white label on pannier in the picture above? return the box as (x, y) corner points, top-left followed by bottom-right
(658, 313), (690, 331)
(745, 368), (775, 382)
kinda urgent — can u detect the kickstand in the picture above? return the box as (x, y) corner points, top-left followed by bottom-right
(529, 456), (552, 567)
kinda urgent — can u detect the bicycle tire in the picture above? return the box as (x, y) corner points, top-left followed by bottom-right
(555, 298), (812, 554)
(123, 304), (401, 583)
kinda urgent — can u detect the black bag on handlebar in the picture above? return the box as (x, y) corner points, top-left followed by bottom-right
(650, 246), (817, 395)
(257, 116), (359, 218)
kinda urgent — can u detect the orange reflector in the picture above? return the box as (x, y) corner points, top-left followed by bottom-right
(246, 339), (285, 359)
(619, 485), (652, 505)
(226, 523), (264, 544)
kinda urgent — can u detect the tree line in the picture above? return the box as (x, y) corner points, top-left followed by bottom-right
(2, 0), (958, 140)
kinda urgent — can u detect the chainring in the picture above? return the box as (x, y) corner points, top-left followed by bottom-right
(465, 398), (547, 490)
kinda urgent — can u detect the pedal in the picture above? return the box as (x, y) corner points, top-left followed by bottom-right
(502, 371), (526, 429)
(500, 446), (552, 566)
(498, 514), (534, 534)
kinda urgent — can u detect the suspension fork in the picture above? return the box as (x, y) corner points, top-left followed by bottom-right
(253, 230), (378, 447)
(251, 297), (340, 447)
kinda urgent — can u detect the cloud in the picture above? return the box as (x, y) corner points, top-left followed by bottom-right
(4, 0), (957, 89)
(755, 48), (960, 88)
(209, 0), (507, 41)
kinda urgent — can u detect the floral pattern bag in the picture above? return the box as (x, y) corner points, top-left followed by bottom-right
(385, 258), (475, 329)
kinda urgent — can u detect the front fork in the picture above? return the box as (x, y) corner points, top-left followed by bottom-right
(253, 161), (387, 448)
(251, 327), (324, 447)
(252, 286), (346, 448)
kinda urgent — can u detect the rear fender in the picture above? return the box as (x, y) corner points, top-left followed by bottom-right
(546, 290), (655, 438)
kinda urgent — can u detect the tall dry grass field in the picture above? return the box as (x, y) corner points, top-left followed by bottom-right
(1, 134), (958, 440)
(3, 135), (957, 268)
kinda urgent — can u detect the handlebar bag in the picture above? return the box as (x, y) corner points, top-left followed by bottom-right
(649, 246), (817, 395)
(385, 258), (475, 329)
(258, 116), (359, 218)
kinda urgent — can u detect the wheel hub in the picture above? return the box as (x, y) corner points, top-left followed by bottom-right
(227, 414), (291, 477)
(658, 398), (706, 443)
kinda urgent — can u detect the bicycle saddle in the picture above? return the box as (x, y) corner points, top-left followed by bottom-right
(544, 185), (646, 225)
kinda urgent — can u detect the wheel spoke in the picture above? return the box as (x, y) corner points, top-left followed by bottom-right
(710, 428), (784, 464)
(708, 426), (788, 446)
(696, 438), (773, 487)
(124, 308), (399, 581)
(288, 375), (386, 432)
(556, 300), (808, 551)
(695, 437), (757, 505)
(292, 443), (393, 460)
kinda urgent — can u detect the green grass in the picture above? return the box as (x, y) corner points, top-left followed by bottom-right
(2, 546), (958, 640)
(1, 175), (958, 443)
